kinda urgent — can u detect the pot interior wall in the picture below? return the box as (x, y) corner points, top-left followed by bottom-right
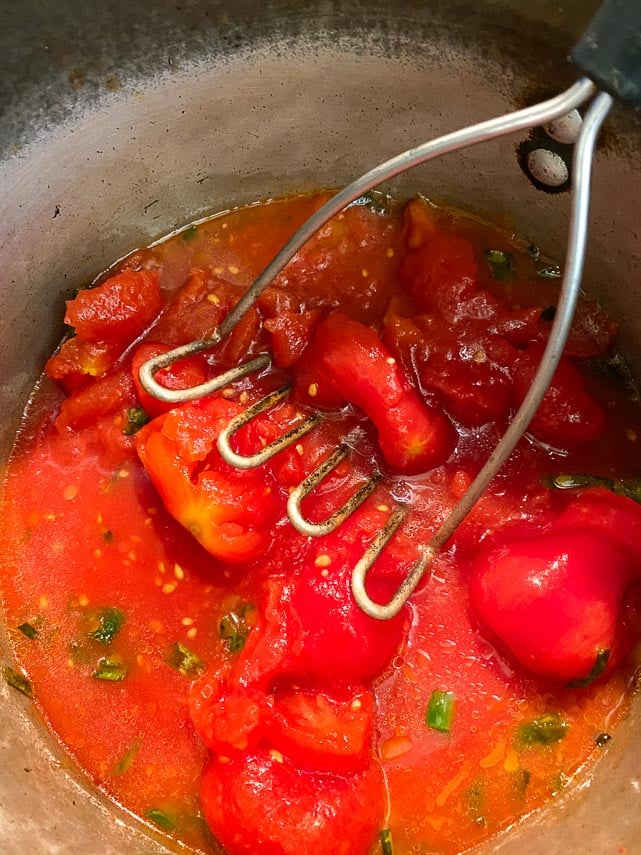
(1, 2), (640, 853)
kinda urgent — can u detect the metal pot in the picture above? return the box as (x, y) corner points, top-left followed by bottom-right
(1, 1), (640, 852)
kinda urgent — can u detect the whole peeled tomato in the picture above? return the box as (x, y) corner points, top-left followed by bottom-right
(469, 530), (633, 683)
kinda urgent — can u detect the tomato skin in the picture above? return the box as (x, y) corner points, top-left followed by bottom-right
(199, 750), (385, 855)
(267, 689), (374, 775)
(65, 269), (161, 344)
(314, 312), (454, 473)
(135, 398), (281, 563)
(131, 343), (208, 418)
(512, 346), (605, 445)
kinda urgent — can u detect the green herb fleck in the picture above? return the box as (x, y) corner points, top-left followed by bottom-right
(512, 767), (531, 800)
(123, 407), (150, 436)
(103, 529), (114, 544)
(426, 690), (456, 733)
(537, 264), (562, 279)
(518, 713), (569, 747)
(595, 732), (612, 747)
(550, 771), (568, 795)
(3, 666), (33, 698)
(567, 649), (610, 689)
(112, 740), (141, 776)
(182, 225), (198, 241)
(380, 827), (394, 855)
(89, 607), (125, 645)
(93, 658), (128, 681)
(146, 808), (176, 831)
(465, 779), (485, 826)
(167, 642), (205, 677)
(17, 622), (38, 639)
(485, 249), (513, 280)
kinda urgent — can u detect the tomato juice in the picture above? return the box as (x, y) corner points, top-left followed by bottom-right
(2, 191), (641, 855)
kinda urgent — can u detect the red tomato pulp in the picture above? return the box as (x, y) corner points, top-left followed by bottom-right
(2, 192), (641, 855)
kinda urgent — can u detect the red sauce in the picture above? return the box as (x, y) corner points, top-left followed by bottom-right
(2, 192), (641, 855)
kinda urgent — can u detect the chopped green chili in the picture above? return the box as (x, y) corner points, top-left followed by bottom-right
(17, 622), (38, 639)
(485, 249), (513, 280)
(3, 666), (33, 698)
(546, 472), (641, 505)
(567, 649), (610, 689)
(167, 642), (205, 677)
(512, 767), (532, 800)
(380, 827), (394, 855)
(518, 713), (569, 747)
(218, 603), (255, 654)
(426, 690), (456, 733)
(123, 407), (150, 436)
(112, 740), (141, 775)
(146, 808), (176, 831)
(93, 658), (128, 681)
(89, 607), (125, 645)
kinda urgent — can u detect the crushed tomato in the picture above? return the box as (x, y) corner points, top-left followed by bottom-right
(1, 192), (641, 855)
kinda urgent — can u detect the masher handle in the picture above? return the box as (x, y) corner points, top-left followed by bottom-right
(572, 0), (641, 108)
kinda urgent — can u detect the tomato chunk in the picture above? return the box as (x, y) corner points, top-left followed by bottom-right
(512, 346), (605, 445)
(55, 369), (136, 431)
(190, 670), (271, 756)
(268, 689), (374, 775)
(398, 232), (478, 318)
(64, 269), (161, 344)
(264, 309), (323, 369)
(135, 397), (281, 563)
(45, 337), (123, 394)
(200, 750), (385, 855)
(313, 312), (454, 473)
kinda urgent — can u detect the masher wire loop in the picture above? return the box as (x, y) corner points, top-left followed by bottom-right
(140, 80), (613, 621)
(217, 386), (321, 470)
(287, 444), (383, 538)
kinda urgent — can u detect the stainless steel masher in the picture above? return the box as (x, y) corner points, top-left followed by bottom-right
(140, 0), (641, 620)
